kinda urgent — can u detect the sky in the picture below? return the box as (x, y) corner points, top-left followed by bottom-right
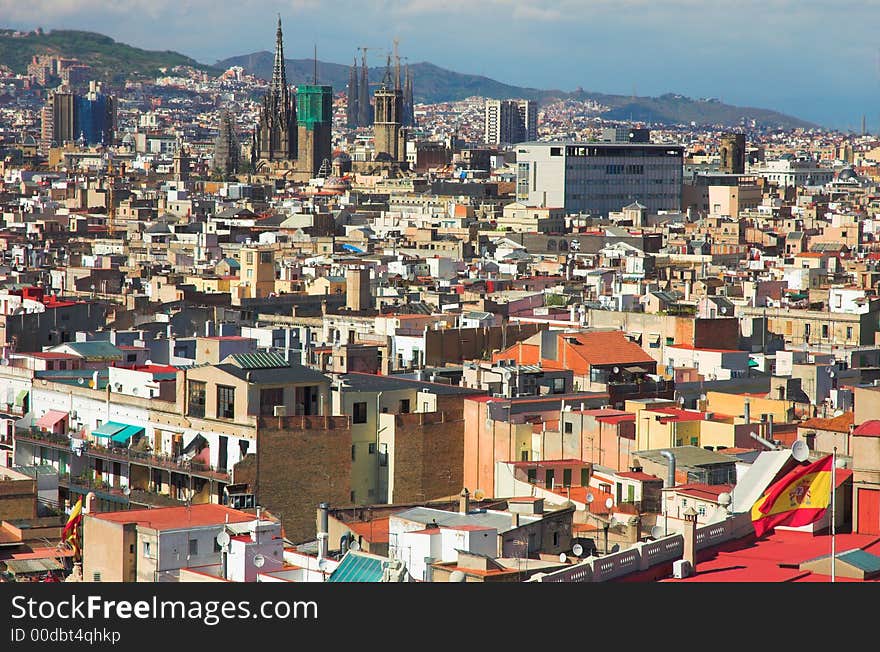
(3, 0), (880, 130)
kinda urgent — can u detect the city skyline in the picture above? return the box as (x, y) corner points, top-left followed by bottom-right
(3, 0), (880, 131)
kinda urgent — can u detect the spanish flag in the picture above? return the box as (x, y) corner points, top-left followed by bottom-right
(751, 454), (834, 538)
(62, 497), (83, 554)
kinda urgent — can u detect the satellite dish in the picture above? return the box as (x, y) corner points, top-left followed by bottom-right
(791, 439), (809, 462)
(572, 543), (584, 556)
(610, 544), (620, 553)
(123, 485), (131, 496)
(349, 540), (360, 552)
(0, 358), (8, 366)
(605, 497), (614, 510)
(449, 570), (466, 583)
(586, 493), (594, 504)
(253, 554), (265, 568)
(650, 525), (664, 539)
(559, 553), (568, 564)
(613, 366), (620, 374)
(216, 530), (230, 547)
(473, 489), (485, 501)
(77, 378), (85, 385)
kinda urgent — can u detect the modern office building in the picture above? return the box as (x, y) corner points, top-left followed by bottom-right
(515, 141), (683, 216)
(485, 99), (537, 146)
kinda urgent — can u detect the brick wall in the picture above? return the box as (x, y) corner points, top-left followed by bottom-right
(245, 415), (353, 544)
(391, 409), (465, 503)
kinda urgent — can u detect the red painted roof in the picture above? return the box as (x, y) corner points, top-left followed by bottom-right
(596, 414), (636, 425)
(671, 483), (734, 501)
(90, 504), (256, 531)
(18, 352), (79, 360)
(660, 530), (880, 583)
(853, 420), (880, 437)
(650, 408), (706, 423)
(617, 471), (662, 482)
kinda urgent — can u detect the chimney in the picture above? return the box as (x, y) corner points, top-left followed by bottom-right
(317, 502), (330, 560)
(660, 450), (676, 489)
(682, 506), (698, 570)
(743, 397), (750, 423)
(767, 413), (774, 442)
(458, 488), (470, 514)
(83, 491), (96, 514)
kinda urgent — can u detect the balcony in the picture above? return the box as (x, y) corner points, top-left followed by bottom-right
(17, 428), (231, 483)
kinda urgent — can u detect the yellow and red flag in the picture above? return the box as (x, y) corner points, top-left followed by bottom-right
(751, 454), (834, 537)
(62, 497), (83, 555)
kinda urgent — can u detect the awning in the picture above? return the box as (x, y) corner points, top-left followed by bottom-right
(748, 359), (760, 367)
(14, 389), (29, 407)
(648, 333), (662, 345)
(182, 433), (208, 456)
(91, 421), (128, 439)
(35, 410), (68, 430)
(624, 366), (649, 374)
(111, 425), (144, 446)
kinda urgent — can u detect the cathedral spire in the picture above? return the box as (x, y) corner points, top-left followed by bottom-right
(271, 15), (288, 99)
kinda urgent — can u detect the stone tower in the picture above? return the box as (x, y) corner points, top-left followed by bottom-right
(213, 111), (239, 177)
(347, 57), (359, 129)
(373, 56), (404, 162)
(357, 51), (372, 127)
(719, 133), (746, 174)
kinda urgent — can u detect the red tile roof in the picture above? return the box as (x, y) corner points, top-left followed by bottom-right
(557, 331), (656, 369)
(800, 412), (854, 433)
(347, 517), (390, 544)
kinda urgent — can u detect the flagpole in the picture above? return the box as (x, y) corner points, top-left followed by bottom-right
(831, 446), (836, 583)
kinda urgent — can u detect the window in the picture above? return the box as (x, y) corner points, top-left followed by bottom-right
(527, 468), (537, 484)
(553, 532), (559, 547)
(126, 354), (137, 363)
(352, 402), (367, 424)
(187, 381), (206, 418)
(368, 443), (377, 454)
(399, 399), (410, 414)
(846, 326), (853, 340)
(129, 544), (134, 554)
(563, 468), (572, 487)
(259, 387), (284, 416)
(581, 468), (589, 486)
(564, 421), (573, 434)
(260, 252), (272, 264)
(189, 539), (198, 556)
(217, 385), (235, 419)
(821, 324), (829, 339)
(351, 445), (356, 461)
(698, 504), (706, 516)
(682, 499), (688, 507)
(143, 541), (151, 558)
(545, 469), (555, 488)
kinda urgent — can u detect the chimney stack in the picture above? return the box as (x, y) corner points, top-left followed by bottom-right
(317, 502), (330, 560)
(767, 413), (774, 442)
(458, 488), (470, 514)
(682, 506), (698, 571)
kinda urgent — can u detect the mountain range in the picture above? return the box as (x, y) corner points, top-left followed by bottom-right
(0, 29), (817, 129)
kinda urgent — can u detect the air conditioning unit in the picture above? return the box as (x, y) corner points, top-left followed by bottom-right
(672, 559), (692, 579)
(273, 405), (287, 417)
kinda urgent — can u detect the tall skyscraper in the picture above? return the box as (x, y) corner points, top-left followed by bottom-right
(347, 57), (359, 128)
(373, 57), (404, 162)
(253, 16), (297, 165)
(213, 111), (240, 176)
(484, 99), (537, 145)
(357, 51), (372, 127)
(42, 81), (115, 149)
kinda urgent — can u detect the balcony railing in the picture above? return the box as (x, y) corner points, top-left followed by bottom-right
(16, 428), (231, 482)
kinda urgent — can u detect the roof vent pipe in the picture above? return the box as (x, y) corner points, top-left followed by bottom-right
(660, 450), (675, 489)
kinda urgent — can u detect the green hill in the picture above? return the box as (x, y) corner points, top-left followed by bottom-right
(216, 52), (816, 129)
(0, 28), (216, 82)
